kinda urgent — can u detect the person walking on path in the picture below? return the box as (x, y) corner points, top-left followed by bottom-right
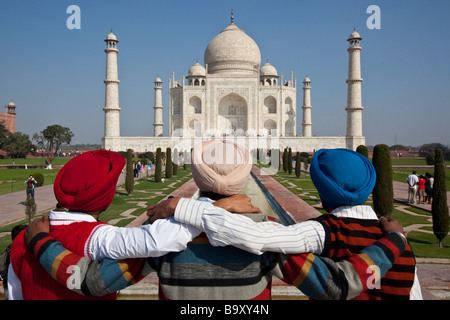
(25, 175), (37, 199)
(425, 172), (434, 204)
(407, 171), (419, 204)
(418, 175), (426, 204)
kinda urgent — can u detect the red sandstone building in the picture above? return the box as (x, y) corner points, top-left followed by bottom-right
(0, 101), (17, 133)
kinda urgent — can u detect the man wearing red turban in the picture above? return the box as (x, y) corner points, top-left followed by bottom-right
(8, 150), (201, 300)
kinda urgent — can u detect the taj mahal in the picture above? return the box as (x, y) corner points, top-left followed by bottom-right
(102, 12), (365, 153)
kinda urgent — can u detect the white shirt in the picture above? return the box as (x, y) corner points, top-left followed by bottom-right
(407, 174), (419, 188)
(174, 198), (423, 300)
(8, 209), (201, 299)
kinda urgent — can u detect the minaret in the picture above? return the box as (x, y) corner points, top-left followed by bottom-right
(345, 29), (364, 144)
(103, 31), (121, 138)
(302, 76), (312, 137)
(3, 101), (17, 133)
(153, 77), (163, 137)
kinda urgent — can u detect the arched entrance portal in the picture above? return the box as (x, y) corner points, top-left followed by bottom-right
(218, 93), (247, 135)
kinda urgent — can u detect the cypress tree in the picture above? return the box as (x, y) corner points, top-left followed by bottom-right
(155, 148), (162, 182)
(372, 144), (393, 217)
(282, 148), (288, 172)
(432, 149), (449, 247)
(287, 148), (293, 174)
(125, 149), (134, 195)
(25, 195), (37, 223)
(356, 145), (369, 158)
(166, 147), (172, 179)
(295, 152), (301, 178)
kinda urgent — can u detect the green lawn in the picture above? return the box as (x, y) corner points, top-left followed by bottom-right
(0, 157), (72, 166)
(390, 157), (450, 166)
(0, 169), (60, 195)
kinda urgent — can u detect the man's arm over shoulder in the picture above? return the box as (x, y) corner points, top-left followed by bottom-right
(279, 232), (408, 300)
(27, 232), (151, 296)
(173, 198), (325, 255)
(89, 217), (201, 260)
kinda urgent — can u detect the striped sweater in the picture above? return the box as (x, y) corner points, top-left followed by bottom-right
(27, 226), (407, 300)
(314, 214), (416, 300)
(10, 221), (145, 300)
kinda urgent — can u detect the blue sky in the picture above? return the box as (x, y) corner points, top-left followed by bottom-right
(0, 0), (449, 147)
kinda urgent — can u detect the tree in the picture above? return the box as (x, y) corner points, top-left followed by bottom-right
(356, 145), (369, 158)
(33, 125), (74, 169)
(425, 152), (435, 165)
(3, 132), (35, 160)
(25, 195), (37, 223)
(295, 152), (301, 178)
(125, 149), (134, 195)
(0, 122), (10, 150)
(431, 149), (449, 247)
(155, 148), (162, 182)
(421, 143), (449, 152)
(282, 148), (288, 172)
(287, 148), (293, 174)
(372, 144), (393, 217)
(166, 147), (172, 179)
(32, 173), (44, 187)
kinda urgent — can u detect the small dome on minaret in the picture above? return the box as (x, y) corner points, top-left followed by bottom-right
(106, 31), (118, 41)
(347, 29), (362, 41)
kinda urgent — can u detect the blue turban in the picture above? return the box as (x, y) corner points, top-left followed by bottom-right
(310, 148), (376, 209)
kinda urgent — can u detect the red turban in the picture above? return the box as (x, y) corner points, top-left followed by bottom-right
(54, 150), (125, 212)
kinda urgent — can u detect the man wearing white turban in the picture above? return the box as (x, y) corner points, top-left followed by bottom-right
(191, 139), (253, 197)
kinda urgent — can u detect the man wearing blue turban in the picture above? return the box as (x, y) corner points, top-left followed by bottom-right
(306, 148), (420, 299)
(309, 148), (376, 211)
(309, 149), (422, 299)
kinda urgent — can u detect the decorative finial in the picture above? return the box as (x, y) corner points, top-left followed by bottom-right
(231, 9), (234, 24)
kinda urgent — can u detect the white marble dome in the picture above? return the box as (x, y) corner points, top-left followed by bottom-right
(348, 30), (361, 40)
(188, 62), (206, 77)
(260, 62), (278, 76)
(204, 22), (261, 75)
(106, 31), (118, 41)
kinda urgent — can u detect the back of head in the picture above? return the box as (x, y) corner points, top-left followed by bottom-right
(191, 140), (252, 196)
(54, 150), (125, 212)
(309, 148), (376, 209)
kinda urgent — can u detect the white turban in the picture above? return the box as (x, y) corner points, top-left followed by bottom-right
(191, 140), (252, 196)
